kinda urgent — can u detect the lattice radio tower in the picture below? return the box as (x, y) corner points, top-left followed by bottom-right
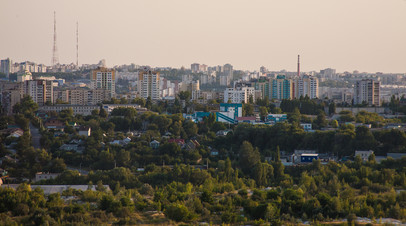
(76, 22), (79, 66)
(52, 11), (59, 66)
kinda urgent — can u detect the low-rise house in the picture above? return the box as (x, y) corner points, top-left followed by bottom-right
(300, 123), (313, 131)
(78, 126), (91, 137)
(68, 122), (79, 128)
(44, 119), (64, 131)
(291, 150), (318, 163)
(5, 128), (24, 138)
(299, 153), (319, 163)
(236, 116), (257, 124)
(168, 139), (185, 147)
(216, 129), (232, 136)
(35, 172), (61, 182)
(185, 139), (200, 150)
(150, 140), (160, 149)
(109, 137), (131, 146)
(355, 150), (374, 161)
(59, 144), (84, 153)
(267, 114), (288, 123)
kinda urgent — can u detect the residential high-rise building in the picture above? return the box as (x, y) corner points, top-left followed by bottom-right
(219, 75), (230, 86)
(138, 68), (161, 100)
(320, 68), (336, 79)
(191, 63), (200, 73)
(224, 86), (255, 103)
(0, 58), (12, 79)
(271, 75), (293, 100)
(17, 70), (32, 82)
(24, 80), (53, 106)
(295, 75), (318, 99)
(179, 80), (200, 100)
(69, 88), (110, 105)
(354, 79), (380, 106)
(0, 82), (23, 115)
(224, 63), (233, 79)
(91, 67), (115, 98)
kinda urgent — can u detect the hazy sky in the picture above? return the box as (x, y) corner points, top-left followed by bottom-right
(1, 0), (406, 73)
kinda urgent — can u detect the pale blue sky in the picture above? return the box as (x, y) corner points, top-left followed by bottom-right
(1, 0), (406, 73)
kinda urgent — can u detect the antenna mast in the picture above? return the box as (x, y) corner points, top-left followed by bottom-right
(76, 22), (79, 66)
(52, 11), (59, 66)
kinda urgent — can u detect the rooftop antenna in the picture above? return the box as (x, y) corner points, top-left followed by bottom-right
(52, 11), (59, 66)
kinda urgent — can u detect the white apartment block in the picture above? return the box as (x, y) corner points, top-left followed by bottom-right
(295, 75), (319, 99)
(224, 87), (255, 103)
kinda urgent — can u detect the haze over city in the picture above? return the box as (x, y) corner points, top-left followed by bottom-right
(1, 0), (406, 72)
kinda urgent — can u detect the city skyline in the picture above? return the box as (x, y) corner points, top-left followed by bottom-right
(1, 0), (406, 73)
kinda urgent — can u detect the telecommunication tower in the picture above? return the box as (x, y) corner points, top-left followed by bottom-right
(76, 22), (79, 66)
(52, 11), (59, 66)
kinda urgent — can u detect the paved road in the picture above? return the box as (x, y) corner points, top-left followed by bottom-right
(29, 122), (41, 149)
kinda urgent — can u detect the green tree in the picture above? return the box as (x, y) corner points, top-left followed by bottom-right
(13, 95), (38, 118)
(178, 91), (191, 101)
(239, 141), (260, 174)
(164, 203), (193, 222)
(314, 110), (327, 129)
(183, 120), (198, 138)
(259, 106), (268, 121)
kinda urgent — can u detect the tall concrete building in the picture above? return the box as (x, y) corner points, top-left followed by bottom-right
(138, 68), (161, 100)
(295, 75), (319, 99)
(224, 86), (255, 104)
(91, 67), (115, 98)
(191, 63), (200, 73)
(180, 80), (200, 100)
(354, 79), (380, 106)
(224, 64), (233, 78)
(24, 80), (53, 106)
(17, 70), (32, 83)
(271, 75), (293, 100)
(0, 58), (12, 79)
(0, 82), (23, 115)
(69, 88), (110, 105)
(320, 68), (336, 79)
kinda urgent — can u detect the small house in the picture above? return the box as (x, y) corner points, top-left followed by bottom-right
(168, 139), (185, 147)
(355, 150), (374, 162)
(78, 126), (91, 137)
(35, 172), (61, 182)
(300, 154), (319, 163)
(7, 128), (24, 138)
(216, 129), (232, 136)
(44, 119), (64, 131)
(150, 140), (160, 149)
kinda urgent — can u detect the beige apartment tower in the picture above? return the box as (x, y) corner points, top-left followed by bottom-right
(91, 67), (115, 98)
(138, 69), (161, 100)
